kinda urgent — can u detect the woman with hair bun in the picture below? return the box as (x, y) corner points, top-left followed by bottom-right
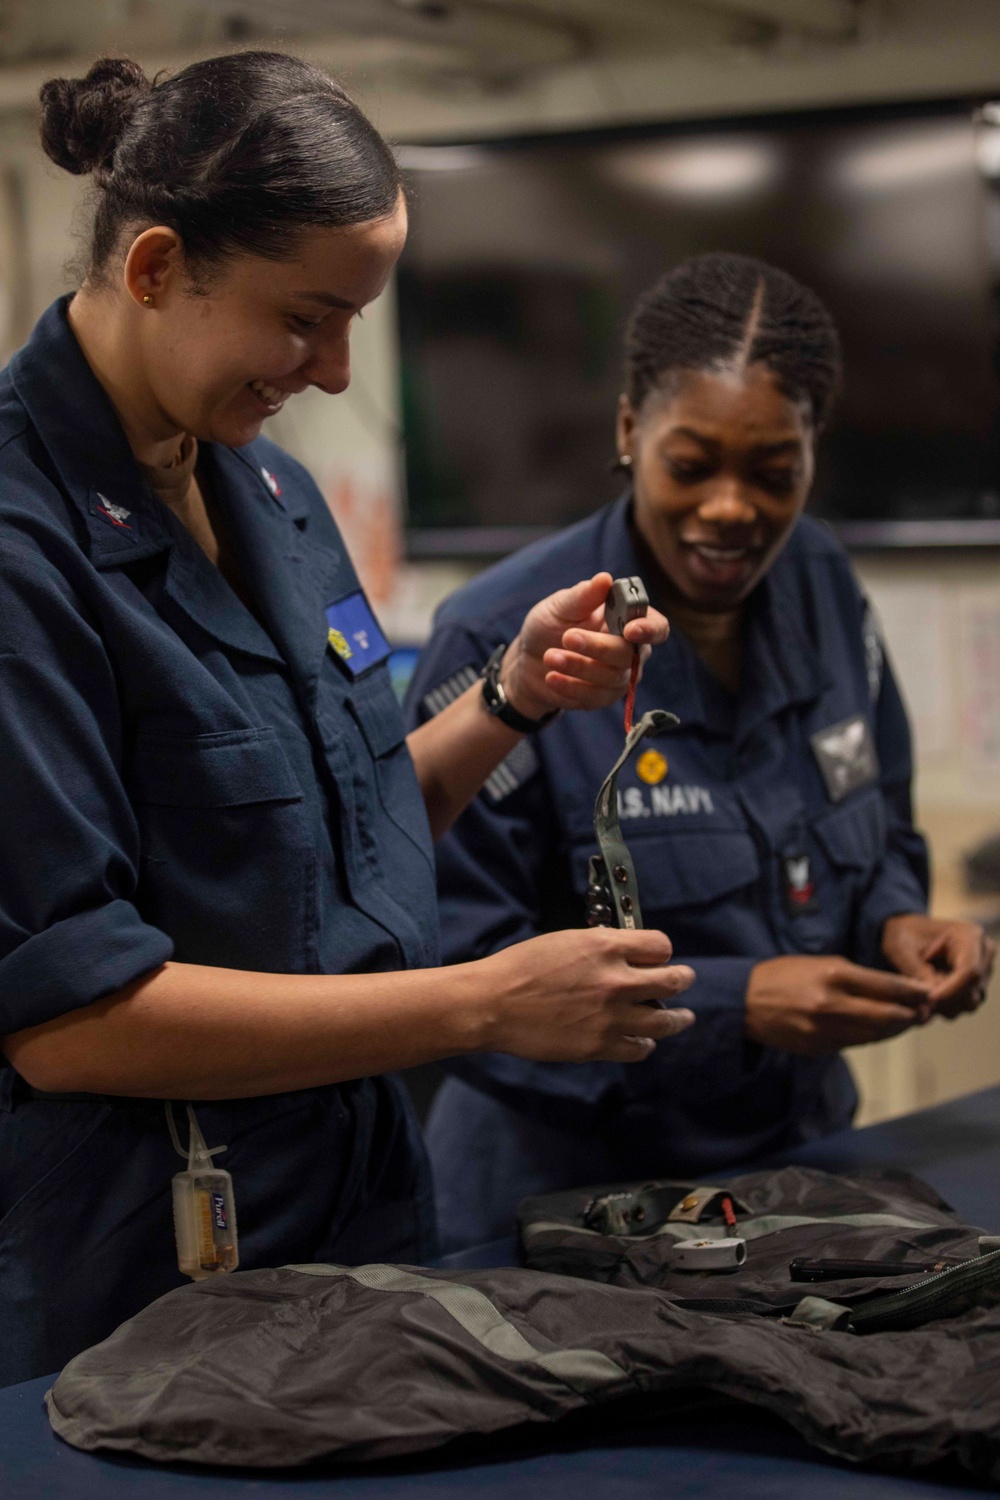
(410, 252), (996, 1251)
(0, 53), (695, 1383)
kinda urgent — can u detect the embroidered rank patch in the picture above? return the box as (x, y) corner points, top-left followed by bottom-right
(90, 492), (139, 536)
(784, 852), (819, 916)
(324, 591), (391, 677)
(422, 664), (540, 802)
(811, 714), (879, 803)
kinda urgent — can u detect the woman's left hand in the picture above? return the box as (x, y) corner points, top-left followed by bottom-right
(500, 571), (668, 719)
(882, 913), (996, 1019)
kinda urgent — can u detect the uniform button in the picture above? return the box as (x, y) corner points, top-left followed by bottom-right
(621, 895), (633, 914)
(681, 1195), (699, 1211)
(613, 865), (628, 883)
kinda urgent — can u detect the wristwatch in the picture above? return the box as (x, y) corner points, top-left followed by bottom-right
(481, 643), (560, 734)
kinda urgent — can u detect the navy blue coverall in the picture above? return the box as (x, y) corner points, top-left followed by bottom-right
(0, 300), (439, 1384)
(408, 497), (929, 1250)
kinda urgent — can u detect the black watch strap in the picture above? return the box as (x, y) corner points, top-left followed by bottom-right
(481, 643), (560, 734)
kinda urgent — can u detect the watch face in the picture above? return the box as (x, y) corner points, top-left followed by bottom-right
(482, 645), (506, 712)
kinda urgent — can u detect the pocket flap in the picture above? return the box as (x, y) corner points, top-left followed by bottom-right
(812, 790), (887, 870)
(571, 829), (760, 910)
(347, 671), (407, 759)
(128, 728), (303, 807)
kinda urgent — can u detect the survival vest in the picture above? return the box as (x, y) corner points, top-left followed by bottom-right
(47, 1167), (1000, 1482)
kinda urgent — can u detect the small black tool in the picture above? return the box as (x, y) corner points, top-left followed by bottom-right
(789, 1256), (951, 1283)
(605, 576), (648, 733)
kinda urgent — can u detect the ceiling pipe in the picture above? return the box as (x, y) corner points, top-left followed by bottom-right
(695, 0), (861, 42)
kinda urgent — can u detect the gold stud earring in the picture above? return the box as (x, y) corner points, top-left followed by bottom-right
(142, 293), (154, 307)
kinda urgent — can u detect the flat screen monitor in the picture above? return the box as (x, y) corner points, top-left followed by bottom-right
(397, 99), (1000, 555)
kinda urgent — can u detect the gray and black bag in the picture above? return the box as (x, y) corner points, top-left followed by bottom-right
(47, 1166), (1000, 1481)
(518, 1163), (1000, 1330)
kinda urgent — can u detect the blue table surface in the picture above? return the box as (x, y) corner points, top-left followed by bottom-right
(4, 1086), (1000, 1499)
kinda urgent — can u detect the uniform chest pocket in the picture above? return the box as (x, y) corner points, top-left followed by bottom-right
(127, 727), (303, 807)
(779, 788), (890, 957)
(570, 829), (761, 912)
(344, 670), (434, 874)
(345, 672), (407, 759)
(125, 728), (313, 973)
(812, 789), (887, 873)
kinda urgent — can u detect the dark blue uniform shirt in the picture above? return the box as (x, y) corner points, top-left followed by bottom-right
(0, 300), (439, 1383)
(408, 497), (929, 1249)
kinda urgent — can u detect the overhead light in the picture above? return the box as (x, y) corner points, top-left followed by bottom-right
(604, 140), (778, 200)
(975, 106), (1000, 180)
(836, 127), (972, 192)
(395, 144), (491, 171)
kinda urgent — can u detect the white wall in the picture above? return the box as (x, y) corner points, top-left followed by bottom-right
(850, 551), (1000, 1123)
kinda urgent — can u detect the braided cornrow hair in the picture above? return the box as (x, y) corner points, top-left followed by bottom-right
(39, 52), (401, 277)
(624, 252), (842, 428)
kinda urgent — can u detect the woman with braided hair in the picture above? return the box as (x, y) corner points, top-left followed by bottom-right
(410, 251), (995, 1251)
(0, 53), (698, 1384)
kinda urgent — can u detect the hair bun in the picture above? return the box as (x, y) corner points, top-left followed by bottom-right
(40, 57), (150, 176)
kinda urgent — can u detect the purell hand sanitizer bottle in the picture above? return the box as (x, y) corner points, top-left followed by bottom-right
(170, 1103), (239, 1280)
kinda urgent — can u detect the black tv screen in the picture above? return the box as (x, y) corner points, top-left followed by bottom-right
(397, 99), (1000, 554)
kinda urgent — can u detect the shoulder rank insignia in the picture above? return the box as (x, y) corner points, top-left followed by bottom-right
(90, 491), (140, 540)
(811, 714), (879, 803)
(261, 467), (282, 499)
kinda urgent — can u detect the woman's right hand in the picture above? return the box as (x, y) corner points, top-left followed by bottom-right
(745, 954), (932, 1056)
(474, 927), (695, 1063)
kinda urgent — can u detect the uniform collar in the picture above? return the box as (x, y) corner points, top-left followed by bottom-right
(604, 496), (831, 740)
(11, 298), (337, 683)
(9, 297), (171, 565)
(209, 443), (342, 701)
(735, 543), (834, 743)
(150, 443), (340, 686)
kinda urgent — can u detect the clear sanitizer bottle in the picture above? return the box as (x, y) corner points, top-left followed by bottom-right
(169, 1103), (239, 1280)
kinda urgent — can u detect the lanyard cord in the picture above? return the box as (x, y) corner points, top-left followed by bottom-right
(165, 1101), (227, 1163)
(624, 650), (639, 734)
(165, 1100), (188, 1160)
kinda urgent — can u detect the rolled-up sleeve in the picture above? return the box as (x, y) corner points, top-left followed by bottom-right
(0, 545), (173, 1035)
